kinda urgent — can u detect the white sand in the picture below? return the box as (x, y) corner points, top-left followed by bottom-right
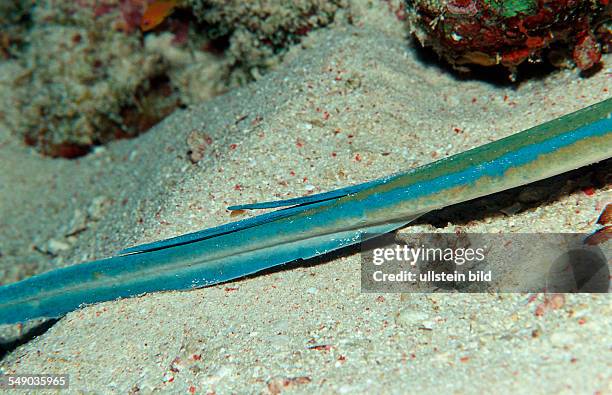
(0, 5), (610, 394)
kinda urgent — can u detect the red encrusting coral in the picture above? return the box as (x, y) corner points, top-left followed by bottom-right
(406, 0), (611, 74)
(573, 31), (602, 70)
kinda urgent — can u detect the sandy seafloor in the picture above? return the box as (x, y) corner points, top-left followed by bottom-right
(0, 5), (611, 394)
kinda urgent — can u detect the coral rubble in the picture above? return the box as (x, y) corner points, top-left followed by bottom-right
(188, 0), (347, 85)
(4, 0), (193, 156)
(2, 0), (347, 157)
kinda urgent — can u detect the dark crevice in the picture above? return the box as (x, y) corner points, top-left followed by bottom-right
(409, 36), (563, 87)
(0, 319), (58, 360)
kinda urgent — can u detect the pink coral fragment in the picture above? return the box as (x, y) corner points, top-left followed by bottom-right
(119, 0), (145, 33)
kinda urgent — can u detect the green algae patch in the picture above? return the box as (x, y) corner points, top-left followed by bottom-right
(484, 0), (538, 17)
